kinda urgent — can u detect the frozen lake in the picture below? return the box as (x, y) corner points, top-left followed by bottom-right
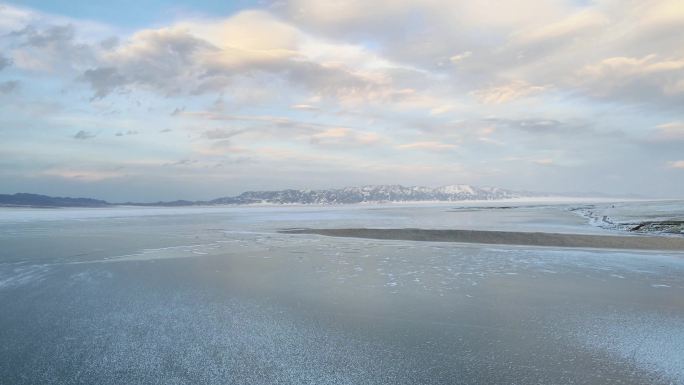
(1, 201), (683, 384)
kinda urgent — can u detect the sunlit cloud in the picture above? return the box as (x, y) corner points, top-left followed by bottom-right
(668, 160), (684, 169)
(472, 81), (549, 104)
(290, 104), (319, 111)
(397, 141), (458, 151)
(42, 169), (125, 181)
(653, 122), (684, 140)
(1, 1), (683, 199)
(309, 127), (382, 147)
(449, 51), (471, 64)
(533, 158), (555, 166)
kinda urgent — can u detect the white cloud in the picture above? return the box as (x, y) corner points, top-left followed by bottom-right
(581, 55), (684, 79)
(575, 55), (684, 104)
(397, 141), (457, 151)
(653, 122), (684, 140)
(449, 51), (471, 64)
(42, 168), (125, 181)
(68, 10), (423, 108)
(533, 158), (555, 165)
(309, 127), (382, 147)
(290, 104), (319, 111)
(513, 10), (608, 44)
(668, 160), (684, 169)
(472, 80), (549, 104)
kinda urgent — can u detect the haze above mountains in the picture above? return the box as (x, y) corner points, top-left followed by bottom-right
(0, 184), (624, 208)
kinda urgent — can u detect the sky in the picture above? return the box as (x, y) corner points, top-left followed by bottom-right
(0, 0), (683, 201)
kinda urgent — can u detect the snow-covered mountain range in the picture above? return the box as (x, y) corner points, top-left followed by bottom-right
(208, 185), (541, 205)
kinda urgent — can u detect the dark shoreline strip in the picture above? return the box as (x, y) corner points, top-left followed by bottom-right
(279, 228), (684, 251)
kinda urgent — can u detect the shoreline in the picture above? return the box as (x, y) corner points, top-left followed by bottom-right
(280, 228), (684, 251)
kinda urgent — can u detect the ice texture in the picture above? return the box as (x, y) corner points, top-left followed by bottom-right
(1, 202), (683, 384)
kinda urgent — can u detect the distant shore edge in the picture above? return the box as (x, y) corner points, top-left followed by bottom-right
(279, 228), (684, 251)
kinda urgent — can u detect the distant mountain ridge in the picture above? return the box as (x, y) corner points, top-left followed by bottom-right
(0, 185), (546, 207)
(208, 185), (538, 205)
(0, 193), (109, 207)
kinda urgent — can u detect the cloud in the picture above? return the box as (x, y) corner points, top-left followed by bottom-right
(281, 0), (572, 75)
(513, 9), (609, 44)
(189, 10), (300, 68)
(581, 55), (684, 84)
(7, 23), (96, 72)
(179, 110), (387, 147)
(115, 130), (138, 137)
(575, 55), (684, 105)
(309, 127), (381, 147)
(0, 55), (11, 71)
(429, 105), (456, 115)
(449, 51), (472, 64)
(73, 130), (96, 140)
(485, 118), (568, 133)
(653, 122), (684, 140)
(96, 26), (215, 95)
(99, 36), (119, 50)
(668, 160), (684, 169)
(42, 168), (123, 181)
(280, 0), (684, 111)
(18, 23), (75, 47)
(72, 27), (215, 98)
(79, 13), (284, 97)
(291, 104), (319, 111)
(397, 141), (458, 151)
(66, 10), (419, 107)
(163, 159), (198, 167)
(203, 128), (246, 140)
(283, 0), (567, 39)
(192, 139), (252, 157)
(80, 67), (125, 99)
(0, 80), (19, 94)
(472, 80), (549, 104)
(533, 158), (555, 165)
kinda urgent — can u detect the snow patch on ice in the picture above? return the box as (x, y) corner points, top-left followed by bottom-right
(576, 312), (684, 384)
(0, 264), (51, 289)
